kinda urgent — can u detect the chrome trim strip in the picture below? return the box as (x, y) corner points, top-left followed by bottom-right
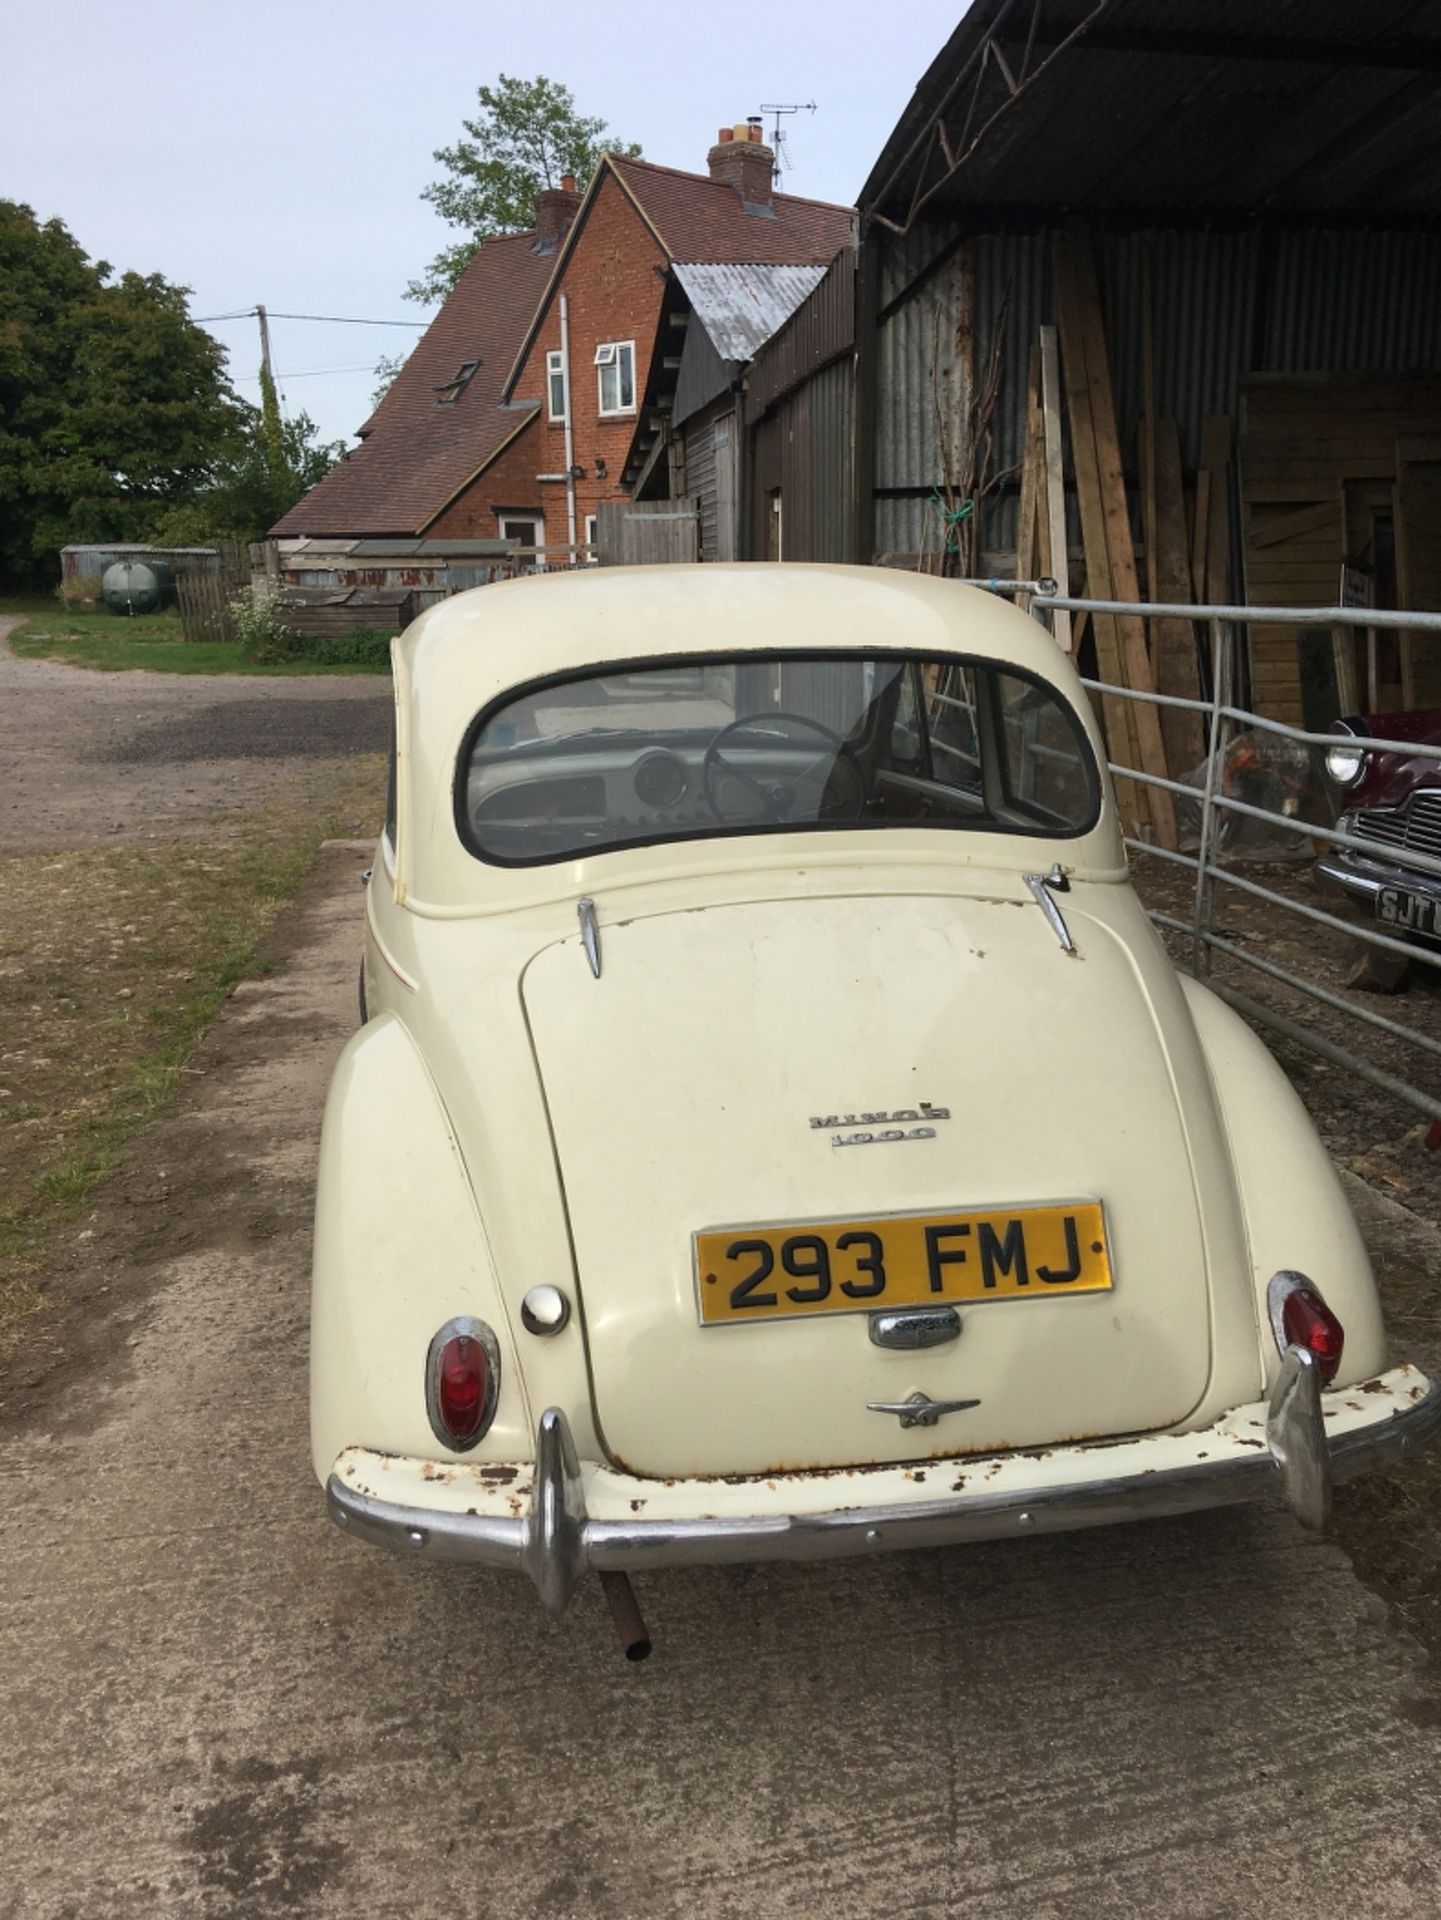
(326, 1378), (1441, 1612)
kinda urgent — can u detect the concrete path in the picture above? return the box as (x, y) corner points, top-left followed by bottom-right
(3, 845), (1441, 1919)
(0, 621), (389, 857)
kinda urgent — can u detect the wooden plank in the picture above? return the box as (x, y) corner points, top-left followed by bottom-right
(1190, 470), (1211, 602)
(1248, 502), (1335, 548)
(1140, 249), (1157, 605)
(1038, 325), (1072, 652)
(1244, 376), (1441, 412)
(1201, 417), (1233, 604)
(1141, 418), (1205, 772)
(596, 498), (699, 566)
(176, 571), (238, 646)
(1051, 233), (1147, 834)
(1397, 450), (1441, 705)
(1015, 345), (1045, 583)
(1054, 230), (1175, 845)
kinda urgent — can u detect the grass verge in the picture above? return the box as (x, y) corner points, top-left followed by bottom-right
(0, 757), (383, 1347)
(1, 597), (388, 675)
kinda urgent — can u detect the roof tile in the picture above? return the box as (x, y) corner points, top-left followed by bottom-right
(611, 155), (853, 266)
(271, 230), (552, 537)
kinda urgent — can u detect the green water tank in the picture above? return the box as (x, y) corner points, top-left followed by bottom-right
(101, 559), (174, 615)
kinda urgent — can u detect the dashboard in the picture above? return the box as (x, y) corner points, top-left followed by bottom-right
(465, 738), (846, 859)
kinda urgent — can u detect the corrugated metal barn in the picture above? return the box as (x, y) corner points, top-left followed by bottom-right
(667, 263), (830, 560)
(740, 0), (1441, 726)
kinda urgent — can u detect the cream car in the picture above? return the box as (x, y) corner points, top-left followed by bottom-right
(314, 564), (1438, 1655)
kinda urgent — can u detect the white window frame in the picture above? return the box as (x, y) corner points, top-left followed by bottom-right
(583, 512), (598, 564)
(594, 339), (636, 417)
(546, 348), (568, 423)
(497, 512), (545, 572)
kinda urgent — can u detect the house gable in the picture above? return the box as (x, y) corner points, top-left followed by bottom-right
(438, 166), (670, 554)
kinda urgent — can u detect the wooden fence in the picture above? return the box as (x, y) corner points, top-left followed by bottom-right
(176, 570), (238, 644)
(176, 546), (249, 643)
(596, 498), (699, 566)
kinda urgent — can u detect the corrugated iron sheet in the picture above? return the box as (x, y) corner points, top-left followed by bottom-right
(60, 543), (220, 581)
(747, 356), (854, 561)
(673, 320), (733, 430)
(747, 249), (857, 417)
(1262, 230), (1441, 370)
(674, 262), (828, 364)
(863, 0), (1441, 224)
(683, 410), (719, 559)
(871, 219), (1441, 556)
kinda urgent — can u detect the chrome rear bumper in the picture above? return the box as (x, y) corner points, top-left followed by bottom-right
(326, 1359), (1441, 1613)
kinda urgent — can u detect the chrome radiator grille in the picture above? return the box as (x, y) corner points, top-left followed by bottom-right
(1350, 791), (1441, 860)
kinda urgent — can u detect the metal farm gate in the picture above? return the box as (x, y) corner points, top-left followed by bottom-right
(984, 583), (1441, 1126)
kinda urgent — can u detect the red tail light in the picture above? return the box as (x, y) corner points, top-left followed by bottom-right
(1280, 1286), (1344, 1385)
(426, 1317), (500, 1451)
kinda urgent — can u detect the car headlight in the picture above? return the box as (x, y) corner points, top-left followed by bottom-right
(1325, 722), (1368, 788)
(1325, 742), (1367, 785)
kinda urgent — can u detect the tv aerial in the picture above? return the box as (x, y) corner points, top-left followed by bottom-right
(758, 101), (817, 182)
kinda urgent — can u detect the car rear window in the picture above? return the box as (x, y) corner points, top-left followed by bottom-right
(456, 653), (1100, 865)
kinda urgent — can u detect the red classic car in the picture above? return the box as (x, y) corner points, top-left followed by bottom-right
(1316, 710), (1441, 949)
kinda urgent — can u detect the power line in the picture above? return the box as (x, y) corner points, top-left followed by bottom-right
(271, 309), (429, 327)
(235, 364), (381, 380)
(193, 306), (427, 327)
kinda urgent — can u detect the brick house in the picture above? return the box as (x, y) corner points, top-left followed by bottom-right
(272, 128), (851, 562)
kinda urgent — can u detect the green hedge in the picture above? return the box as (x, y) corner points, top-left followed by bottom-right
(241, 624), (393, 670)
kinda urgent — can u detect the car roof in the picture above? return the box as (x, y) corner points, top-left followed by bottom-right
(401, 563), (1074, 698)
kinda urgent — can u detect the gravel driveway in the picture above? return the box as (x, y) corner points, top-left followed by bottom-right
(0, 621), (391, 857)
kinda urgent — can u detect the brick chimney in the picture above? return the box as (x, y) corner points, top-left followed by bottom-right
(707, 120), (775, 210)
(534, 175), (581, 248)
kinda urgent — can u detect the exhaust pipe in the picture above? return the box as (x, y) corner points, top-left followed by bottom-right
(599, 1571), (652, 1662)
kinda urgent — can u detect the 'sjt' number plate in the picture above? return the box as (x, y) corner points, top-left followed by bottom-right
(694, 1201), (1111, 1327)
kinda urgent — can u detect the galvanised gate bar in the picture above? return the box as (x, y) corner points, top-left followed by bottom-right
(977, 584), (1441, 1125)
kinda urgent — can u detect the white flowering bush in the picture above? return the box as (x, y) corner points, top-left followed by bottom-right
(229, 586), (301, 661)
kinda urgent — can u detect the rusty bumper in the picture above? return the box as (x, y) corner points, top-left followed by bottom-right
(325, 1361), (1441, 1614)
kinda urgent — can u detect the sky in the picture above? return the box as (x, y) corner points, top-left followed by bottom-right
(3, 0), (966, 450)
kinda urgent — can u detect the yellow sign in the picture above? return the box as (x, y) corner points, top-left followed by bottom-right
(695, 1201), (1111, 1326)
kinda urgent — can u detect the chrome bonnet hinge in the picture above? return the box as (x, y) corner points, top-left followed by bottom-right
(1024, 865), (1076, 955)
(577, 897), (602, 978)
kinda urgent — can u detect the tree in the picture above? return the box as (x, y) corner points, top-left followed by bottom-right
(0, 200), (245, 586)
(406, 74), (641, 303)
(151, 404), (343, 549)
(370, 353), (405, 409)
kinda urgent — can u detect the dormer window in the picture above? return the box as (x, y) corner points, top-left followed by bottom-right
(595, 340), (636, 416)
(434, 359), (480, 406)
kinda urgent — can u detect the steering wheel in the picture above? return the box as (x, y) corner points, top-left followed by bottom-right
(702, 711), (867, 825)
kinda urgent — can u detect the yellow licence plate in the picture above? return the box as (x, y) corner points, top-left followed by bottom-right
(695, 1201), (1111, 1327)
